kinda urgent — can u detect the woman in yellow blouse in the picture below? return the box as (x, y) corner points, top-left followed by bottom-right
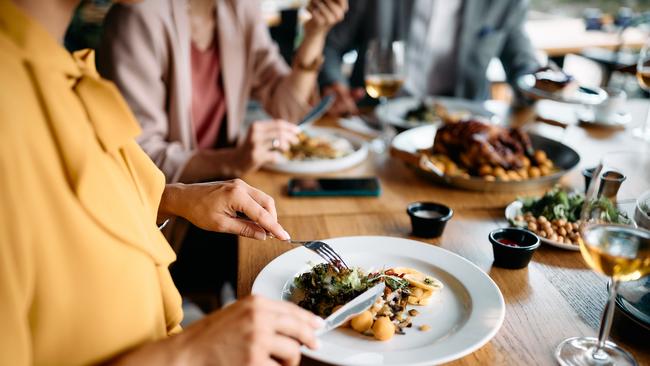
(0, 0), (321, 365)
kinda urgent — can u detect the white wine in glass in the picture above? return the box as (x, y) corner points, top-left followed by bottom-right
(365, 74), (404, 99)
(556, 150), (650, 366)
(363, 39), (405, 153)
(634, 37), (650, 141)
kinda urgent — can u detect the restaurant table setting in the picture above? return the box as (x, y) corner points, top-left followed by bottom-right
(236, 37), (650, 365)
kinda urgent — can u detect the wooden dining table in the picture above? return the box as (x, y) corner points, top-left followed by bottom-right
(238, 100), (650, 365)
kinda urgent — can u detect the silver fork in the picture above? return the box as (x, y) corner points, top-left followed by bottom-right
(235, 212), (350, 271)
(287, 239), (350, 272)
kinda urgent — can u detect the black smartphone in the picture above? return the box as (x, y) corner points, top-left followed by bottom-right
(287, 177), (381, 197)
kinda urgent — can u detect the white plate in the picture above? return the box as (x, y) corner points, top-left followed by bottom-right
(516, 74), (608, 106)
(375, 96), (499, 130)
(264, 127), (369, 174)
(504, 201), (580, 251)
(252, 236), (505, 366)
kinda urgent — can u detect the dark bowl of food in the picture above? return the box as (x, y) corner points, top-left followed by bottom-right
(489, 228), (540, 269)
(407, 202), (453, 238)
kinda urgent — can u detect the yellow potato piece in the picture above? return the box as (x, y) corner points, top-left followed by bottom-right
(372, 316), (395, 341)
(350, 311), (373, 333)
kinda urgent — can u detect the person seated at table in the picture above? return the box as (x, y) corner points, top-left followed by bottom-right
(320, 0), (541, 116)
(0, 0), (322, 365)
(98, 0), (347, 183)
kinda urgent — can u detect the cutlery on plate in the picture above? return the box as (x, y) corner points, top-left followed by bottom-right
(298, 94), (336, 129)
(315, 282), (386, 336)
(235, 211), (350, 271)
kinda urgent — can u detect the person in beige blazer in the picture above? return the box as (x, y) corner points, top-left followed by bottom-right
(98, 0), (347, 184)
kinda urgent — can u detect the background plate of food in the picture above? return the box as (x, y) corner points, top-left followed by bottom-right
(252, 236), (505, 366)
(390, 121), (580, 192)
(505, 186), (633, 251)
(264, 127), (369, 174)
(516, 68), (608, 106)
(374, 96), (501, 130)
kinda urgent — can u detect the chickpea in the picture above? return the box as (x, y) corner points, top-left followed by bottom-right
(498, 174), (511, 182)
(558, 227), (567, 236)
(564, 222), (574, 233)
(479, 164), (493, 176)
(549, 233), (558, 242)
(518, 169), (529, 179)
(351, 311), (374, 333)
(564, 237), (573, 245)
(557, 219), (567, 227)
(542, 159), (554, 168)
(540, 165), (551, 176)
(484, 175), (496, 181)
(528, 222), (538, 231)
(573, 222), (581, 231)
(493, 166), (506, 177)
(507, 170), (522, 181)
(534, 150), (548, 163)
(542, 221), (552, 230)
(529, 167), (541, 178)
(539, 231), (547, 238)
(556, 235), (564, 243)
(372, 316), (395, 341)
(522, 156), (531, 168)
(545, 227), (554, 237)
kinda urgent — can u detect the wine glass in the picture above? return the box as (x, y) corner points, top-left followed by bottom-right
(634, 37), (650, 141)
(364, 39), (405, 152)
(555, 150), (650, 366)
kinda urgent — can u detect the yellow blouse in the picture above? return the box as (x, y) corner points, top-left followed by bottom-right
(0, 1), (182, 365)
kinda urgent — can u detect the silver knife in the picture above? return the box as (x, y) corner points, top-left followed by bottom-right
(298, 94), (336, 128)
(315, 282), (386, 336)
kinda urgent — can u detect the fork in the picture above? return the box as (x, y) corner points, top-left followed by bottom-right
(287, 239), (350, 272)
(236, 212), (350, 271)
(267, 234), (350, 271)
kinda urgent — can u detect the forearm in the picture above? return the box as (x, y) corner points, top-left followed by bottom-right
(284, 30), (328, 103)
(178, 148), (248, 183)
(101, 334), (188, 366)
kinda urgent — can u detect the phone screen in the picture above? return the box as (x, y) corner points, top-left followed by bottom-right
(287, 177), (380, 197)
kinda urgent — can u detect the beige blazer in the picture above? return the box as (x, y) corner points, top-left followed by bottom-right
(98, 0), (312, 183)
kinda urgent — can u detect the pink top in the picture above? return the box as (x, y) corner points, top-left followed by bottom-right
(190, 39), (227, 149)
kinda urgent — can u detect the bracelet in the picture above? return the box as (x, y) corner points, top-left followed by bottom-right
(293, 55), (324, 72)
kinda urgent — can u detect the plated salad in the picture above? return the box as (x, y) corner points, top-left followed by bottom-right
(509, 186), (629, 247)
(292, 263), (442, 341)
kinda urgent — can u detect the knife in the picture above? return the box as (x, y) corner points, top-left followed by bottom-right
(298, 94), (336, 128)
(315, 282), (386, 336)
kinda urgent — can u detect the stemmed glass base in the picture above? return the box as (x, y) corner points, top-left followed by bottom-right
(555, 337), (637, 366)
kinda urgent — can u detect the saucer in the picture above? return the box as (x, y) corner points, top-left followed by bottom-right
(576, 108), (632, 129)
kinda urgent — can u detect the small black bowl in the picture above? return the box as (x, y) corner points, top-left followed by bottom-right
(407, 202), (453, 238)
(489, 228), (540, 269)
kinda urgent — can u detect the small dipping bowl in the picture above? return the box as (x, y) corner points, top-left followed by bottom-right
(407, 202), (453, 238)
(489, 228), (540, 269)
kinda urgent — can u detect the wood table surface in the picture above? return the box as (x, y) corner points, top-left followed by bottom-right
(526, 18), (648, 57)
(238, 100), (650, 365)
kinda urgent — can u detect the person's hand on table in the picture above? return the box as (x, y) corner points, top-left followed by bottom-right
(237, 119), (300, 174)
(161, 179), (290, 241)
(108, 296), (322, 366)
(323, 82), (366, 117)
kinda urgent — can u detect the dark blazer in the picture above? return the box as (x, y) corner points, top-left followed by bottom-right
(319, 0), (540, 100)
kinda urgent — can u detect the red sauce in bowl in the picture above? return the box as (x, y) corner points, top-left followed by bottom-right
(497, 238), (521, 247)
